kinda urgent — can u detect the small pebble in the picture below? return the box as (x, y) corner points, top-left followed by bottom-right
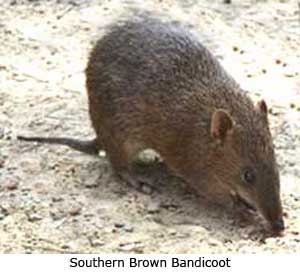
(27, 213), (43, 222)
(161, 203), (179, 210)
(0, 128), (4, 139)
(69, 207), (81, 216)
(89, 237), (105, 247)
(114, 223), (125, 228)
(168, 229), (177, 236)
(119, 242), (143, 253)
(284, 73), (295, 77)
(50, 210), (65, 221)
(293, 238), (300, 243)
(61, 244), (70, 249)
(51, 196), (63, 203)
(0, 207), (9, 220)
(0, 158), (5, 168)
(264, 237), (277, 245)
(124, 226), (134, 233)
(3, 180), (18, 191)
(84, 180), (99, 189)
(146, 201), (160, 213)
(208, 238), (221, 247)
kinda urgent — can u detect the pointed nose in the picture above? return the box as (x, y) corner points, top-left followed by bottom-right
(272, 218), (285, 232)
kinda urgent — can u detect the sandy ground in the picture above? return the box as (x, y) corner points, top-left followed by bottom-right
(0, 0), (300, 253)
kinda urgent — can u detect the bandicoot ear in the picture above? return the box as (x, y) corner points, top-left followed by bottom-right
(256, 99), (269, 124)
(210, 109), (234, 142)
(256, 99), (268, 115)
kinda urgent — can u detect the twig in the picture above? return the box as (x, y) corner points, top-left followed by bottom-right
(10, 65), (48, 83)
(56, 6), (74, 20)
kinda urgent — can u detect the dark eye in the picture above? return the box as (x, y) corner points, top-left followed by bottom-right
(243, 168), (256, 184)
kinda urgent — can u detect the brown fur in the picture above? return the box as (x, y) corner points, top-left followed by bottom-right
(86, 15), (284, 232)
(18, 14), (284, 233)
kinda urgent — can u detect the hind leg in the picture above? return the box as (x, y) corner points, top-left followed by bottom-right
(107, 140), (158, 194)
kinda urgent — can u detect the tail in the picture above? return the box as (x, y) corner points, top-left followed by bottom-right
(17, 135), (99, 155)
